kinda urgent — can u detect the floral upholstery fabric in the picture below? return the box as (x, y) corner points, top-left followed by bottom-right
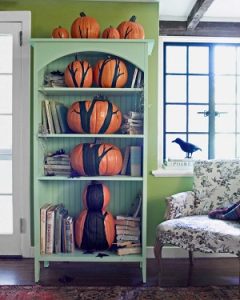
(156, 215), (240, 256)
(193, 160), (240, 215)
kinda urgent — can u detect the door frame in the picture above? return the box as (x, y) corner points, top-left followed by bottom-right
(0, 11), (31, 257)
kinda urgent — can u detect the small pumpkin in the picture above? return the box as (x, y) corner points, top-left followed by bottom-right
(117, 16), (145, 39)
(93, 57), (128, 88)
(70, 143), (123, 176)
(75, 209), (115, 250)
(52, 26), (69, 38)
(64, 58), (93, 88)
(67, 96), (122, 134)
(71, 12), (100, 38)
(102, 26), (120, 39)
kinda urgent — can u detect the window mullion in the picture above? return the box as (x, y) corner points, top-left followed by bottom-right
(209, 45), (215, 159)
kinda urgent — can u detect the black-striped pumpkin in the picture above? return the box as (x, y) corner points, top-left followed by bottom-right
(93, 57), (128, 88)
(67, 96), (122, 134)
(70, 143), (123, 176)
(64, 58), (93, 87)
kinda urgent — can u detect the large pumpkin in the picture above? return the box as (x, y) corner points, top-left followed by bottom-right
(71, 12), (100, 38)
(52, 26), (69, 38)
(67, 96), (122, 134)
(83, 182), (111, 211)
(75, 209), (115, 250)
(117, 16), (145, 39)
(70, 143), (123, 176)
(93, 57), (128, 88)
(102, 26), (120, 39)
(64, 58), (93, 88)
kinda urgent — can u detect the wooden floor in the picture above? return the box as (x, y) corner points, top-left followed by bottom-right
(0, 258), (239, 287)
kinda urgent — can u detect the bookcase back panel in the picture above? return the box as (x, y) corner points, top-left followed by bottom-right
(38, 181), (142, 217)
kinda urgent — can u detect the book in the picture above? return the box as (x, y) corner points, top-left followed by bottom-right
(131, 67), (138, 88)
(41, 101), (48, 134)
(50, 101), (61, 134)
(130, 146), (142, 177)
(116, 225), (140, 232)
(54, 205), (68, 253)
(116, 215), (140, 221)
(114, 241), (141, 248)
(135, 70), (143, 88)
(115, 219), (140, 228)
(117, 234), (140, 241)
(44, 164), (71, 170)
(116, 229), (140, 236)
(121, 146), (130, 175)
(117, 246), (141, 256)
(44, 100), (55, 134)
(55, 103), (70, 133)
(40, 203), (52, 254)
(46, 205), (57, 254)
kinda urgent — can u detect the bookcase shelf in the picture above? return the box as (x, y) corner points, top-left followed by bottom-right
(31, 38), (153, 284)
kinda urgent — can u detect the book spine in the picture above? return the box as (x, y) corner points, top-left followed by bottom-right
(46, 208), (55, 254)
(130, 146), (142, 177)
(44, 100), (55, 134)
(121, 146), (130, 175)
(40, 205), (50, 254)
(56, 103), (70, 133)
(50, 101), (61, 134)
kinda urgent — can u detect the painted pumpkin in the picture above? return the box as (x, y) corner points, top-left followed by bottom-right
(70, 143), (123, 176)
(75, 209), (115, 250)
(64, 58), (93, 88)
(67, 96), (122, 134)
(71, 12), (100, 38)
(102, 26), (120, 39)
(117, 16), (145, 39)
(52, 26), (69, 38)
(82, 182), (111, 211)
(93, 57), (128, 88)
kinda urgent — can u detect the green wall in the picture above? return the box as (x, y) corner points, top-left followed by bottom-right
(0, 0), (192, 246)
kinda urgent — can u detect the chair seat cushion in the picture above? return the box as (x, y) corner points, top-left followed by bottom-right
(156, 215), (240, 256)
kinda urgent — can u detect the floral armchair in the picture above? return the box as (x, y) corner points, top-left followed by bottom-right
(154, 160), (240, 266)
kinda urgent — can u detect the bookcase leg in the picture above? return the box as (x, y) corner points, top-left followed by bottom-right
(34, 260), (40, 283)
(141, 260), (147, 283)
(44, 261), (49, 268)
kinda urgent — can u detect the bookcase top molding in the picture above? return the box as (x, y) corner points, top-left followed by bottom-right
(30, 39), (154, 71)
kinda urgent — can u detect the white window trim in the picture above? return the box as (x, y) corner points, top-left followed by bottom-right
(152, 35), (240, 178)
(0, 11), (31, 256)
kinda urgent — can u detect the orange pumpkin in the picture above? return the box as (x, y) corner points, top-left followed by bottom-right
(102, 26), (120, 39)
(64, 58), (93, 88)
(67, 96), (122, 134)
(75, 209), (115, 250)
(117, 16), (145, 39)
(82, 182), (111, 211)
(93, 57), (128, 88)
(71, 12), (100, 38)
(70, 143), (123, 176)
(52, 26), (69, 38)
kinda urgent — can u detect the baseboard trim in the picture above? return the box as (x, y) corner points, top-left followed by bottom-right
(147, 246), (237, 259)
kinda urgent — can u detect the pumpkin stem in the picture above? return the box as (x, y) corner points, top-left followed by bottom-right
(80, 12), (86, 17)
(58, 26), (62, 28)
(93, 94), (108, 101)
(130, 16), (136, 22)
(75, 53), (78, 61)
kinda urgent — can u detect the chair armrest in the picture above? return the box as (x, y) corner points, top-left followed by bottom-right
(164, 191), (195, 220)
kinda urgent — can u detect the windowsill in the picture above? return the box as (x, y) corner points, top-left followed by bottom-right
(152, 167), (193, 177)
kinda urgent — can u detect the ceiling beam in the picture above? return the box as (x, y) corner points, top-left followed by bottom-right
(160, 21), (240, 37)
(187, 0), (215, 30)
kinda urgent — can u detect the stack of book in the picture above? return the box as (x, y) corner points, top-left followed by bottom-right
(40, 203), (74, 254)
(121, 111), (143, 135)
(44, 70), (65, 87)
(41, 100), (70, 134)
(44, 152), (71, 176)
(115, 215), (141, 256)
(131, 67), (143, 88)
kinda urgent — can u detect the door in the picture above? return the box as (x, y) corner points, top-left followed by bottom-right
(0, 22), (22, 255)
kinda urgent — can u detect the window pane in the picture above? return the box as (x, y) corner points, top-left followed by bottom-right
(0, 195), (13, 234)
(189, 76), (209, 103)
(215, 134), (235, 158)
(215, 105), (236, 133)
(0, 160), (12, 194)
(189, 46), (209, 74)
(0, 116), (12, 149)
(236, 47), (240, 74)
(166, 46), (186, 73)
(165, 134), (187, 160)
(214, 75), (236, 103)
(166, 105), (186, 132)
(237, 105), (240, 132)
(188, 134), (208, 159)
(189, 105), (209, 132)
(166, 75), (186, 102)
(0, 35), (13, 74)
(214, 46), (236, 74)
(0, 75), (12, 113)
(237, 134), (240, 158)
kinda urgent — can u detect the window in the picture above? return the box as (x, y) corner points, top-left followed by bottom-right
(163, 42), (240, 162)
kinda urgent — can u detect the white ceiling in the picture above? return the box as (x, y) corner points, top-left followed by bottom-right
(160, 0), (240, 22)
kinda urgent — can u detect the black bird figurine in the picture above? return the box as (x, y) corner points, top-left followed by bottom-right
(172, 138), (202, 158)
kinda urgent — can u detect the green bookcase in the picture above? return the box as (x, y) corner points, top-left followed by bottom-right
(30, 38), (154, 283)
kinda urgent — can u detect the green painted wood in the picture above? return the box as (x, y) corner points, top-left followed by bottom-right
(32, 39), (154, 283)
